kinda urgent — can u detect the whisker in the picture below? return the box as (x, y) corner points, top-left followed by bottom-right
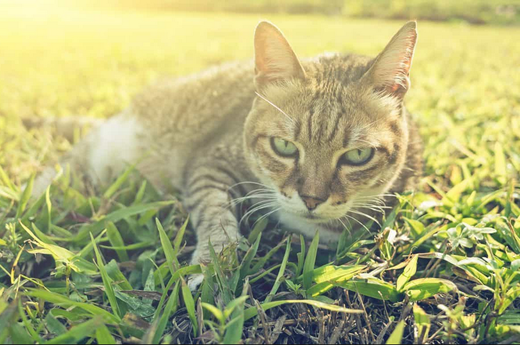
(252, 207), (281, 228)
(228, 193), (277, 207)
(229, 181), (270, 189)
(343, 214), (372, 235)
(347, 209), (382, 228)
(350, 203), (389, 214)
(337, 218), (352, 237)
(239, 201), (278, 226)
(255, 92), (296, 124)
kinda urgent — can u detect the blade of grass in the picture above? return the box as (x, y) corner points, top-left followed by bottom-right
(296, 235), (306, 276)
(156, 218), (178, 275)
(9, 322), (33, 344)
(17, 299), (40, 343)
(386, 320), (405, 344)
(0, 165), (16, 191)
(46, 316), (103, 344)
(152, 280), (180, 344)
(74, 201), (174, 242)
(25, 290), (120, 323)
(209, 240), (233, 304)
(95, 325), (116, 344)
(240, 233), (261, 278)
(103, 165), (134, 199)
(266, 239), (291, 302)
(106, 221), (129, 262)
(15, 174), (34, 218)
(90, 233), (121, 319)
(303, 231), (319, 291)
(244, 299), (362, 321)
(173, 216), (189, 258)
(181, 278), (198, 336)
(223, 299), (246, 343)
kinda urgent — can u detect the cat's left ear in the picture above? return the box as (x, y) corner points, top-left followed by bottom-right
(254, 21), (306, 90)
(362, 21), (418, 100)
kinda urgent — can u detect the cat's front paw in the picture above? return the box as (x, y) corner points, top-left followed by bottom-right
(187, 273), (204, 292)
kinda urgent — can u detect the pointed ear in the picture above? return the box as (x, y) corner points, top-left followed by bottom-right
(363, 21), (418, 100)
(254, 21), (306, 90)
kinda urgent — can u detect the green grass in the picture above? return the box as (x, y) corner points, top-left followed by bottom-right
(1, 4), (520, 344)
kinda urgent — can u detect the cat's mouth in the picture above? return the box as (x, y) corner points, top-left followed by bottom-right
(286, 210), (333, 223)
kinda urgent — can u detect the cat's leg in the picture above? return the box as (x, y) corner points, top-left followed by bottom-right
(183, 160), (244, 290)
(31, 112), (142, 197)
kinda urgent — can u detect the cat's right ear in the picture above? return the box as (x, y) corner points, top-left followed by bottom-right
(254, 21), (306, 90)
(362, 21), (418, 100)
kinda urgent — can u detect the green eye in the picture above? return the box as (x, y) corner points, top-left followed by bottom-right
(271, 137), (298, 157)
(341, 148), (374, 166)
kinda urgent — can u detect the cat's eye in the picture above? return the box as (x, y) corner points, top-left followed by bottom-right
(340, 148), (374, 166)
(271, 137), (298, 157)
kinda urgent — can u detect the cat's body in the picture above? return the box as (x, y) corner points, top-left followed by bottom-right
(31, 21), (422, 286)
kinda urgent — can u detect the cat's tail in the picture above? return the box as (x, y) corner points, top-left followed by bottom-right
(27, 111), (144, 198)
(21, 116), (104, 142)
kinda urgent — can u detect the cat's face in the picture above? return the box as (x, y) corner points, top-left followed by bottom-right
(244, 21), (417, 226)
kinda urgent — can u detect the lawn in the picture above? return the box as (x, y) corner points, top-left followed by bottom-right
(1, 4), (520, 344)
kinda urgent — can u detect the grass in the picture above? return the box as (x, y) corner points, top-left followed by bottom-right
(1, 4), (520, 344)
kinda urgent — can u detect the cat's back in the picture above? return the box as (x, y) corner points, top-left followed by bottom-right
(132, 60), (256, 144)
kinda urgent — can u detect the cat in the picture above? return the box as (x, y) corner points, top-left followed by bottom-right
(29, 20), (422, 289)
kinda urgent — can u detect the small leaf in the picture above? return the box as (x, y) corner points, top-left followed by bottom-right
(397, 255), (418, 292)
(386, 320), (405, 344)
(201, 303), (225, 324)
(343, 279), (401, 302)
(413, 304), (431, 343)
(403, 278), (457, 302)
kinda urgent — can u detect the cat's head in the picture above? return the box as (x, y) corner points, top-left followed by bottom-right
(243, 21), (418, 227)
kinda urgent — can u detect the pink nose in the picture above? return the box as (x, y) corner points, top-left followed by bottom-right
(301, 196), (324, 211)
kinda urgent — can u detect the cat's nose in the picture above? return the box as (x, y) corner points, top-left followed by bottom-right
(300, 195), (324, 211)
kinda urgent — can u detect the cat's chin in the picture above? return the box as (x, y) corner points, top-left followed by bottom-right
(275, 210), (343, 243)
(277, 209), (332, 224)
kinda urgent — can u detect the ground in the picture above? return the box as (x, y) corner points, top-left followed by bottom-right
(0, 4), (520, 344)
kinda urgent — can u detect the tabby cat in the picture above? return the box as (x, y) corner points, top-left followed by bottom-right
(30, 21), (422, 288)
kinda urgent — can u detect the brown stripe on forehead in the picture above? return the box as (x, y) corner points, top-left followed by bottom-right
(342, 127), (352, 147)
(327, 111), (342, 142)
(327, 92), (346, 142)
(256, 145), (290, 173)
(306, 88), (323, 142)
